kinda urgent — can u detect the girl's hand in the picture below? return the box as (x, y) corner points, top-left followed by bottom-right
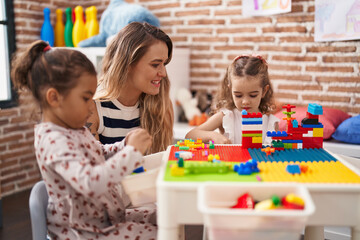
(210, 132), (232, 144)
(126, 129), (152, 154)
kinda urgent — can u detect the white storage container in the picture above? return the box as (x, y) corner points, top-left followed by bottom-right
(198, 182), (315, 240)
(121, 151), (164, 207)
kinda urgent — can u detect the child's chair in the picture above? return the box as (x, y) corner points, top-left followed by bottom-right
(29, 180), (49, 240)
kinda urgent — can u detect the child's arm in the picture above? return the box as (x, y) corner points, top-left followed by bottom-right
(47, 144), (143, 198)
(101, 128), (150, 159)
(185, 112), (231, 144)
(101, 139), (126, 159)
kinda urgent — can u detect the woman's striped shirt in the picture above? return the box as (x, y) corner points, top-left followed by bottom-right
(95, 99), (140, 144)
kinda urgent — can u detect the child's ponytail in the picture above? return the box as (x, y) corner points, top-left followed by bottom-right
(11, 40), (48, 93)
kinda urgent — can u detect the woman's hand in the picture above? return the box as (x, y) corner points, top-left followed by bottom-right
(126, 129), (152, 154)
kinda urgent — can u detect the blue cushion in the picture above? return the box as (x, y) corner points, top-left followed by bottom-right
(332, 115), (360, 144)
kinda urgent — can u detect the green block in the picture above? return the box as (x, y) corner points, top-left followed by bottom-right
(179, 146), (189, 150)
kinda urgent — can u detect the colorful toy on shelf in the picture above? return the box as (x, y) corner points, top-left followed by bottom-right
(40, 8), (54, 47)
(64, 7), (74, 47)
(55, 9), (65, 47)
(176, 88), (208, 126)
(85, 6), (99, 39)
(72, 6), (86, 47)
(78, 0), (160, 47)
(241, 110), (263, 149)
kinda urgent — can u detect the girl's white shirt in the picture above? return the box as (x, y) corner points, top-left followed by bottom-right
(221, 108), (279, 146)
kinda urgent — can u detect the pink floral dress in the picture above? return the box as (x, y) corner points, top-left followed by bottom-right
(34, 122), (157, 240)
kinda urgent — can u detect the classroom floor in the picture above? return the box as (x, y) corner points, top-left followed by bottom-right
(0, 189), (32, 240)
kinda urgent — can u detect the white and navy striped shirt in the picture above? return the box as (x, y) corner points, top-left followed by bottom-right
(95, 99), (140, 144)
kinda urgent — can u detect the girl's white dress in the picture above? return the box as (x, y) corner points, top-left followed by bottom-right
(222, 108), (279, 146)
(34, 122), (157, 240)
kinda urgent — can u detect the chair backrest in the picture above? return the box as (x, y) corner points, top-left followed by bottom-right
(29, 181), (49, 240)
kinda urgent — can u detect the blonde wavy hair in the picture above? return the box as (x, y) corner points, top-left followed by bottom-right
(95, 22), (174, 154)
(212, 55), (275, 115)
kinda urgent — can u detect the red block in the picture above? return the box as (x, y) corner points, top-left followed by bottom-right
(231, 193), (255, 209)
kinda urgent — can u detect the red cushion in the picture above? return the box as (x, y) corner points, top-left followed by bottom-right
(274, 107), (351, 139)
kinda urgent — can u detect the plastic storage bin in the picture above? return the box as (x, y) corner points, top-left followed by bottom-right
(121, 151), (164, 206)
(198, 182), (315, 240)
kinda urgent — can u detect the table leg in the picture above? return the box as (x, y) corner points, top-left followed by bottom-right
(352, 227), (360, 240)
(304, 226), (324, 240)
(158, 226), (180, 240)
(0, 199), (2, 228)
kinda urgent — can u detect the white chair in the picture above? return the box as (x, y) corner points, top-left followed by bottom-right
(29, 181), (49, 240)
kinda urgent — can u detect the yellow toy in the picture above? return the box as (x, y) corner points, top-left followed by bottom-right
(72, 6), (86, 47)
(55, 9), (65, 47)
(85, 6), (99, 39)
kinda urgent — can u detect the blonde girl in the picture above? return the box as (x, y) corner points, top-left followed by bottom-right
(11, 40), (157, 239)
(186, 55), (279, 145)
(87, 22), (173, 154)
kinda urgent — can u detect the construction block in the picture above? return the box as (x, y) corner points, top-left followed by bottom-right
(306, 112), (318, 119)
(242, 112), (262, 118)
(272, 140), (284, 148)
(252, 136), (262, 143)
(178, 158), (184, 167)
(292, 119), (299, 128)
(286, 164), (301, 174)
(242, 124), (262, 131)
(242, 117), (262, 123)
(313, 128), (323, 137)
(186, 162), (230, 174)
(243, 121), (263, 125)
(175, 151), (193, 159)
(243, 133), (262, 137)
(284, 143), (292, 149)
(308, 103), (323, 115)
(267, 131), (288, 137)
(301, 117), (319, 125)
(301, 123), (324, 128)
(170, 165), (185, 176)
(303, 131), (313, 137)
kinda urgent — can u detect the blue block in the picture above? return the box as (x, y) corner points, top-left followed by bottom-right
(242, 121), (262, 125)
(267, 131), (288, 137)
(242, 118), (263, 123)
(242, 109), (248, 115)
(282, 140), (303, 143)
(308, 103), (323, 115)
(133, 166), (145, 173)
(286, 164), (301, 174)
(301, 123), (324, 128)
(292, 119), (298, 128)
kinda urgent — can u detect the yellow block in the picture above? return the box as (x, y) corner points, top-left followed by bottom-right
(170, 165), (185, 176)
(252, 137), (262, 143)
(313, 128), (323, 137)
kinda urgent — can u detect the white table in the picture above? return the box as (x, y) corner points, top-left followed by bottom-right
(156, 148), (360, 240)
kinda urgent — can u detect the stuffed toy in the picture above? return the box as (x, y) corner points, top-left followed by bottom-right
(79, 0), (160, 47)
(176, 88), (208, 126)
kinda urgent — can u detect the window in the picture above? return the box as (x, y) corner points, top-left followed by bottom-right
(0, 0), (16, 108)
